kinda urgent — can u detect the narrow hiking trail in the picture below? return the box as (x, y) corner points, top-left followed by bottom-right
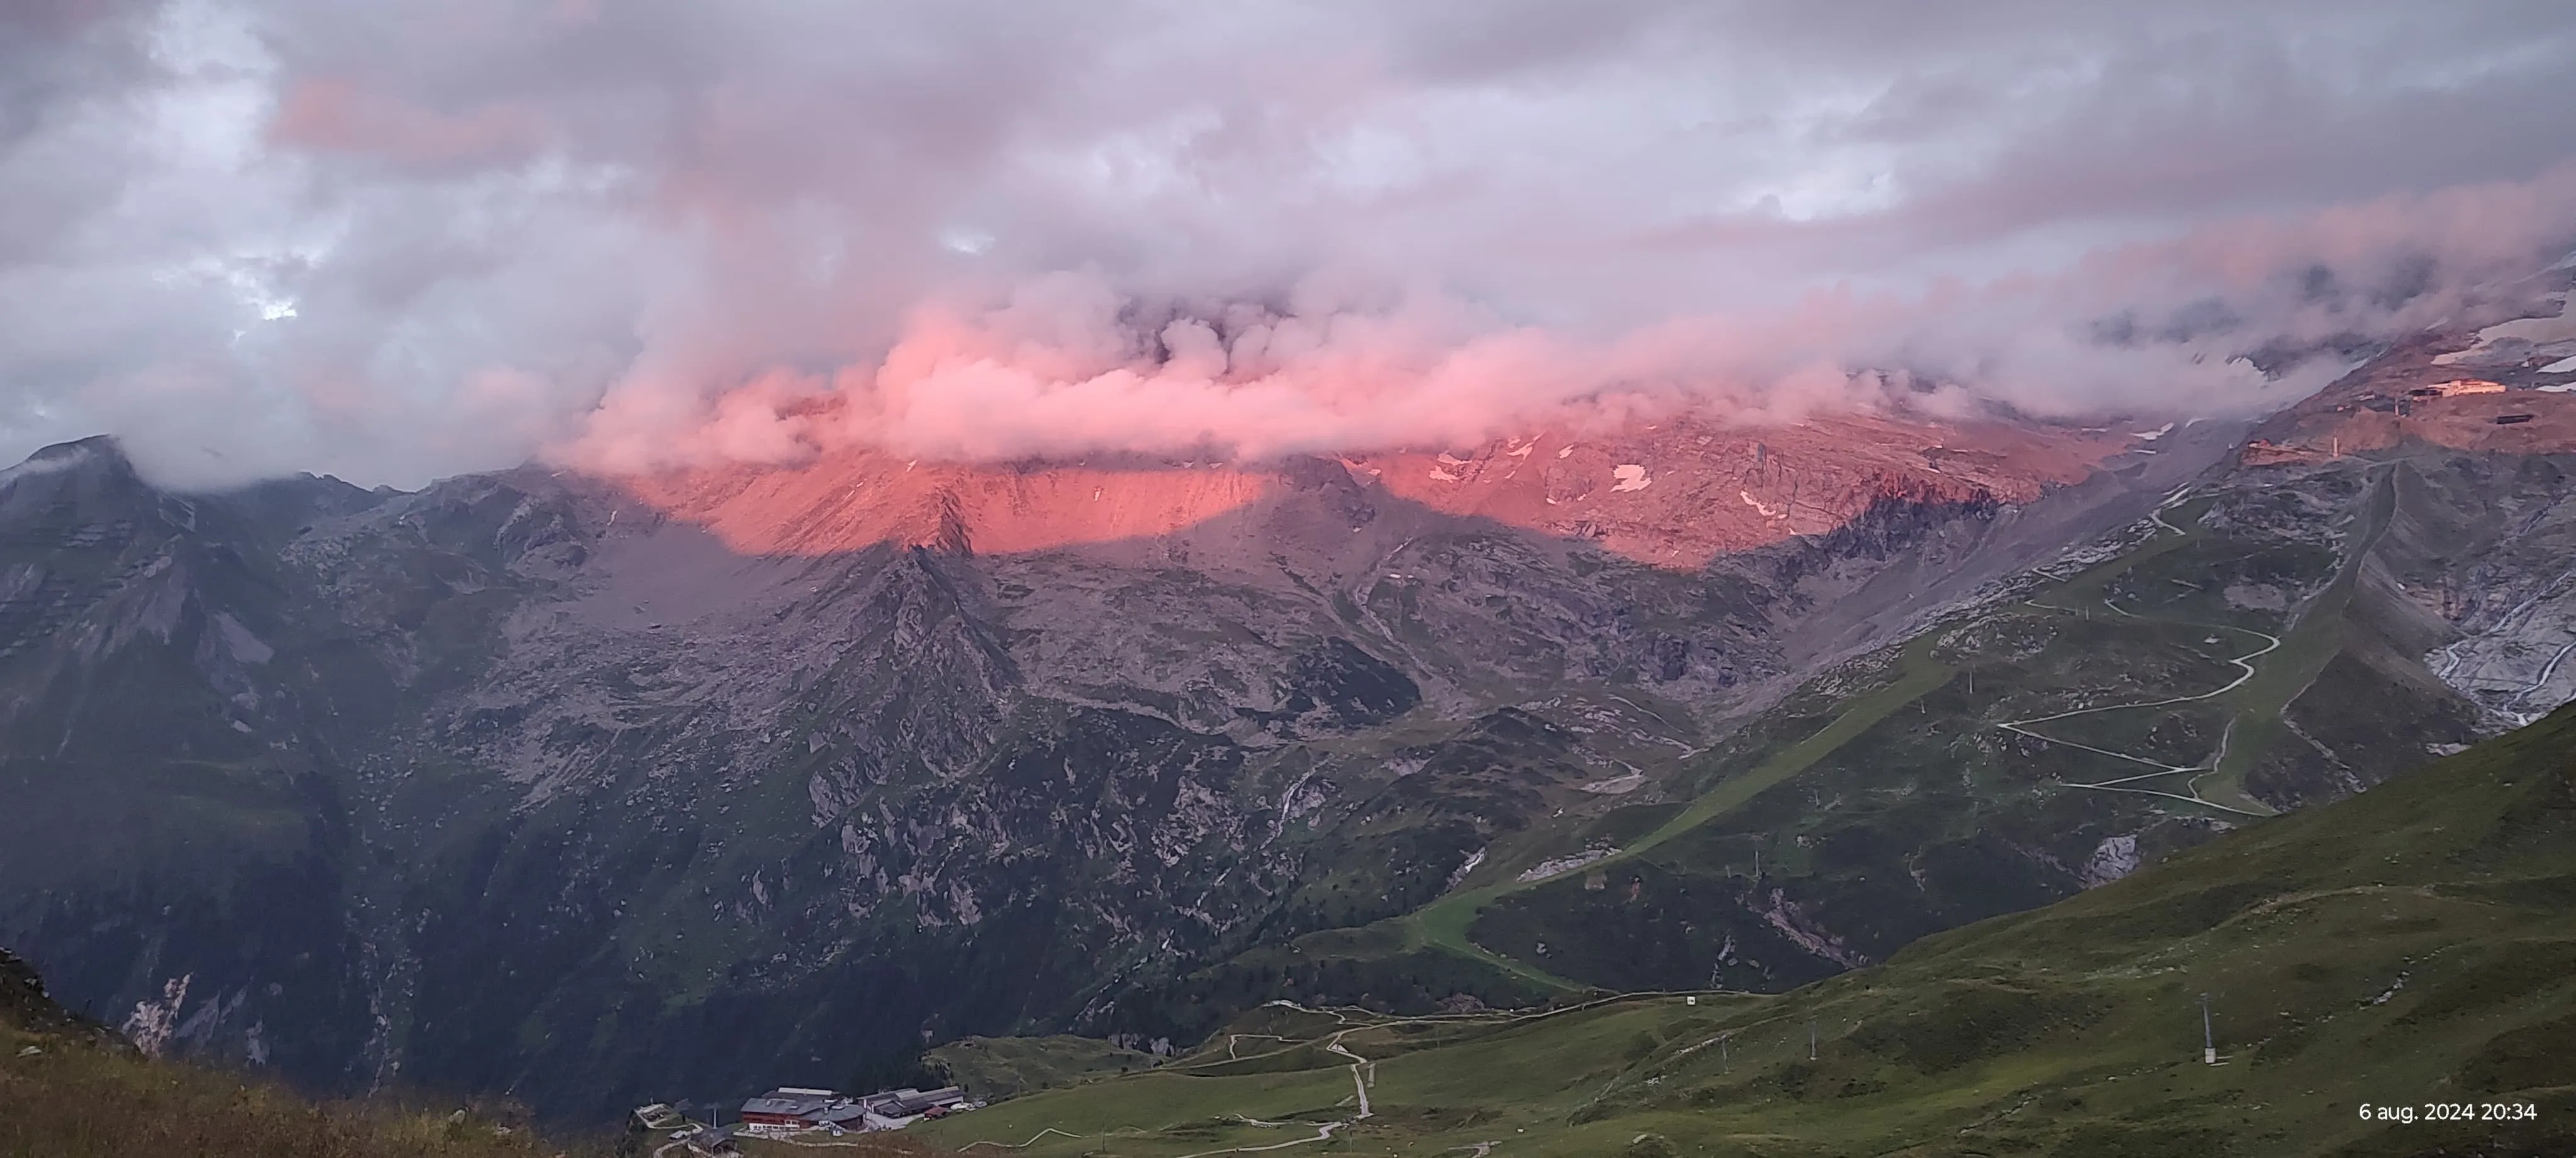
(951, 995), (1721, 1157)
(1402, 626), (1960, 988)
(2003, 492), (2281, 817)
(2000, 609), (2279, 817)
(1167, 1005), (1379, 1157)
(958, 1000), (1382, 1158)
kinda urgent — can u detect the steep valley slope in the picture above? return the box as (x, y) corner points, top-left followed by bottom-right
(920, 698), (2576, 1158)
(1, 317), (2572, 1123)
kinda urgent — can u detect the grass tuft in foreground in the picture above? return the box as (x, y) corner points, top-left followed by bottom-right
(0, 949), (611, 1158)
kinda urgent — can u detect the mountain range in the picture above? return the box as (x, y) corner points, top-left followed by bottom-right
(1, 287), (2573, 1124)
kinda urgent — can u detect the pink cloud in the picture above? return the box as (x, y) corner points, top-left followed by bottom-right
(8, 2), (2575, 487)
(543, 163), (2573, 475)
(270, 76), (541, 174)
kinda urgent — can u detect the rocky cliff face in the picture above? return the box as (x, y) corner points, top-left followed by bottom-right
(2240, 295), (2576, 728)
(0, 371), (2560, 1122)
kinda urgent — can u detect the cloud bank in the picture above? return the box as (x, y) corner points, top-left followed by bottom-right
(4, 0), (2575, 487)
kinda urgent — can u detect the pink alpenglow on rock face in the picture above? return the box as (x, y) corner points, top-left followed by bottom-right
(1, 1), (2573, 488)
(605, 405), (2124, 568)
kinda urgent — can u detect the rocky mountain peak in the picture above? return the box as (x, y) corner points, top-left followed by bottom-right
(0, 436), (152, 516)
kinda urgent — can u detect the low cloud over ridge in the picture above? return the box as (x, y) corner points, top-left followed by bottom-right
(4, 0), (2575, 487)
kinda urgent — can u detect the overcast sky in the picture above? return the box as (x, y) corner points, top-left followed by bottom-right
(5, 0), (2576, 487)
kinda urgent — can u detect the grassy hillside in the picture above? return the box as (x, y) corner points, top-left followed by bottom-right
(0, 949), (609, 1158)
(920, 701), (2576, 1157)
(930, 1035), (1162, 1101)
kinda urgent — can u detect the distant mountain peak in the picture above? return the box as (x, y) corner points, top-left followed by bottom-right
(0, 436), (160, 520)
(14, 435), (137, 477)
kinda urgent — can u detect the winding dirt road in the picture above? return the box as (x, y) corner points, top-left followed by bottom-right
(2003, 493), (2280, 817)
(952, 995), (1725, 1157)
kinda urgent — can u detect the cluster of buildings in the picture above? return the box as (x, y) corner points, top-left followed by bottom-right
(628, 1104), (744, 1155)
(2413, 378), (2507, 398)
(736, 1084), (973, 1133)
(2341, 378), (2508, 417)
(631, 1083), (978, 1154)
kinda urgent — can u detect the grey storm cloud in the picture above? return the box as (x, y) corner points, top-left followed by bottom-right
(3, 0), (2575, 487)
